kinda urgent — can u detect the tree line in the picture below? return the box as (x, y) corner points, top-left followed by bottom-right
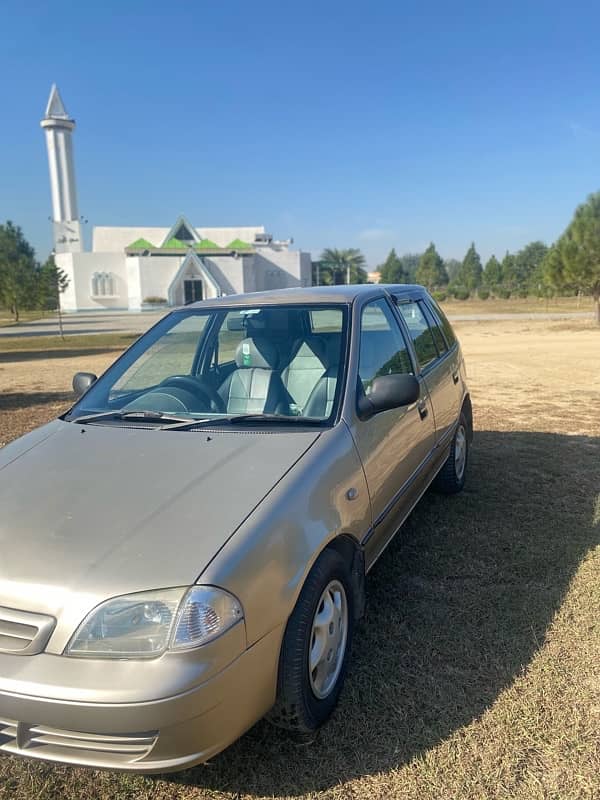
(0, 221), (68, 321)
(313, 190), (600, 323)
(377, 240), (550, 301)
(4, 189), (600, 324)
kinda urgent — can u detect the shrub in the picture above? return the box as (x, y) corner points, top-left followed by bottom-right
(432, 290), (447, 302)
(451, 287), (470, 301)
(517, 288), (529, 299)
(448, 284), (469, 300)
(143, 296), (167, 305)
(496, 287), (511, 299)
(478, 288), (490, 300)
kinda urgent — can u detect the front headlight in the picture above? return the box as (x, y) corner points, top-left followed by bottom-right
(66, 586), (244, 658)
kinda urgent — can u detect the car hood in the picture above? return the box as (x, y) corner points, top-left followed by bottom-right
(0, 420), (319, 643)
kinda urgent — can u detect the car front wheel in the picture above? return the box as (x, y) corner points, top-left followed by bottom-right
(268, 548), (354, 733)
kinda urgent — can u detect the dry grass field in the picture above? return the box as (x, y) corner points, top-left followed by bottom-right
(0, 318), (598, 800)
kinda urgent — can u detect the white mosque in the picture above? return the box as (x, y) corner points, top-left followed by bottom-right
(41, 85), (312, 312)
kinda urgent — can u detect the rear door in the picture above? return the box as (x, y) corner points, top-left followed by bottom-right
(396, 298), (460, 446)
(348, 297), (436, 568)
(422, 298), (463, 430)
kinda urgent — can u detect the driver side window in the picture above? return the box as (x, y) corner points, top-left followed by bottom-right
(110, 314), (208, 395)
(358, 299), (413, 392)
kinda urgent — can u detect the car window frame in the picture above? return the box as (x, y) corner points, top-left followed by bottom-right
(424, 298), (458, 351)
(65, 302), (352, 427)
(354, 295), (417, 416)
(418, 299), (449, 357)
(394, 297), (441, 373)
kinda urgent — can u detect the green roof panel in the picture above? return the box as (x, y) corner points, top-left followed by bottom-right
(227, 238), (252, 250)
(127, 237), (155, 249)
(162, 237), (188, 249)
(195, 239), (220, 249)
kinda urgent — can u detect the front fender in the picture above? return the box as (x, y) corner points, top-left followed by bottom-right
(199, 422), (371, 645)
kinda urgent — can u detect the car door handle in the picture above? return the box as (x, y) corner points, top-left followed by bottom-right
(452, 372), (459, 385)
(417, 401), (428, 420)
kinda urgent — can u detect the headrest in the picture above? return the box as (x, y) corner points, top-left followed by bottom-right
(235, 337), (279, 370)
(291, 337), (330, 368)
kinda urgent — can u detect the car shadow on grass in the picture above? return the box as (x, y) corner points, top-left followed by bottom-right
(0, 391), (73, 411)
(165, 429), (600, 797)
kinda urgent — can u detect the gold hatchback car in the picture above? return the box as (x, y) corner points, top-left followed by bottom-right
(0, 284), (471, 773)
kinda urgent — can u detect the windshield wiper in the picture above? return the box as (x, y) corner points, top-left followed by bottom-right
(228, 414), (324, 425)
(71, 410), (207, 426)
(159, 413), (325, 431)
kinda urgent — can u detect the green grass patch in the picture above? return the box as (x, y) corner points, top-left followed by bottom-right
(0, 333), (137, 354)
(0, 310), (50, 327)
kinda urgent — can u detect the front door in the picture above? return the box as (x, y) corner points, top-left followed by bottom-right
(349, 297), (436, 568)
(184, 279), (203, 304)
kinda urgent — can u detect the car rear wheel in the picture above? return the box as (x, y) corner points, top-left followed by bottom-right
(268, 548), (354, 733)
(434, 412), (469, 494)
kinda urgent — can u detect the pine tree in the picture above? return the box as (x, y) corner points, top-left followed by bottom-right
(415, 243), (448, 290)
(544, 191), (600, 324)
(378, 248), (406, 283)
(37, 255), (69, 309)
(515, 241), (548, 295)
(501, 251), (518, 292)
(483, 255), (503, 288)
(444, 258), (462, 283)
(0, 221), (38, 321)
(457, 243), (483, 292)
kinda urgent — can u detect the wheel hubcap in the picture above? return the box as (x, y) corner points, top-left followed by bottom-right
(308, 579), (348, 700)
(454, 424), (467, 480)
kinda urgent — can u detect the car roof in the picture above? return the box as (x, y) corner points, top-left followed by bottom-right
(179, 284), (428, 310)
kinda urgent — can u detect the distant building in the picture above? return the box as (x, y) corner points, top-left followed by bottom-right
(41, 86), (311, 312)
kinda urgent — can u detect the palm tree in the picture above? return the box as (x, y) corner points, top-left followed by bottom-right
(318, 248), (368, 285)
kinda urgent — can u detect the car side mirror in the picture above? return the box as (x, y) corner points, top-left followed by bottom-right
(72, 372), (97, 398)
(358, 374), (420, 420)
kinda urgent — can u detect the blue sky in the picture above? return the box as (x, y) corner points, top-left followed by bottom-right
(1, 0), (599, 268)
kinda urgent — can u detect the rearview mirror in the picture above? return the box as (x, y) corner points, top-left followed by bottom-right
(73, 372), (97, 398)
(358, 373), (420, 420)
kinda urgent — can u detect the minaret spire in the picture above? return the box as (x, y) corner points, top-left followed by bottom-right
(45, 84), (70, 119)
(41, 84), (83, 253)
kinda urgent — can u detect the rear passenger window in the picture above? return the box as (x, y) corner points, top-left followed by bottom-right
(398, 301), (439, 368)
(430, 299), (457, 347)
(358, 299), (413, 391)
(420, 301), (448, 355)
(310, 309), (342, 333)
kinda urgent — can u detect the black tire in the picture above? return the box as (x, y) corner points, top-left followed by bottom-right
(434, 411), (469, 494)
(268, 548), (354, 733)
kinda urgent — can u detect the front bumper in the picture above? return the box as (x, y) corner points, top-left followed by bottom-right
(0, 624), (283, 773)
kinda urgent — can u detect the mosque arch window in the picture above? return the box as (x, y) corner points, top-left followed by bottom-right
(91, 271), (116, 297)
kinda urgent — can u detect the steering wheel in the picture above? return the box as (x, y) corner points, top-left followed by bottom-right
(159, 375), (226, 413)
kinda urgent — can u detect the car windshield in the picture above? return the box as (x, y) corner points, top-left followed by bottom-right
(67, 303), (348, 426)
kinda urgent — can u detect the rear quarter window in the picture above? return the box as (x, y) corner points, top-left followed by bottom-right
(420, 300), (448, 355)
(429, 299), (457, 347)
